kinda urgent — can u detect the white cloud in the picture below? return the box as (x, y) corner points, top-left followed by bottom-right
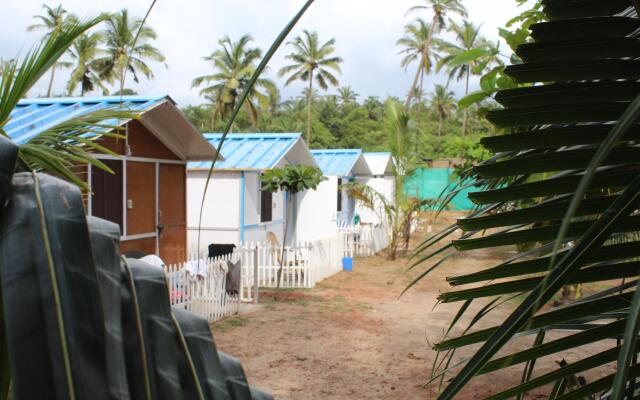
(0, 0), (522, 106)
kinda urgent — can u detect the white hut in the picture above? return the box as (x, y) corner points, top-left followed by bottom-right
(295, 149), (372, 242)
(355, 152), (396, 225)
(187, 133), (316, 250)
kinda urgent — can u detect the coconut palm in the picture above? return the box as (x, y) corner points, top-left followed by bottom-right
(66, 32), (107, 96)
(343, 100), (425, 260)
(363, 96), (384, 120)
(337, 86), (358, 106)
(27, 4), (74, 96)
(429, 84), (456, 136)
(437, 20), (492, 136)
(398, 19), (440, 115)
(95, 9), (165, 91)
(192, 35), (277, 127)
(402, 0), (467, 108)
(278, 30), (343, 146)
(407, 0), (467, 26)
(1, 15), (137, 189)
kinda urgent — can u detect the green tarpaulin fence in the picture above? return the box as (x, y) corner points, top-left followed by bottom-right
(404, 168), (475, 211)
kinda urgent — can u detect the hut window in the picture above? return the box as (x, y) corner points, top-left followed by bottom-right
(261, 189), (273, 223)
(337, 178), (343, 212)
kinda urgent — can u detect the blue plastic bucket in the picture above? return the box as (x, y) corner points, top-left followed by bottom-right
(342, 257), (353, 272)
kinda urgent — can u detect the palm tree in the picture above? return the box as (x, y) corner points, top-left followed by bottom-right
(398, 18), (434, 113)
(2, 15), (137, 189)
(67, 32), (107, 96)
(278, 30), (343, 146)
(429, 84), (456, 136)
(437, 20), (492, 136)
(191, 35), (277, 127)
(96, 9), (165, 92)
(27, 4), (74, 96)
(337, 86), (358, 106)
(403, 0), (467, 108)
(363, 96), (384, 120)
(343, 100), (424, 260)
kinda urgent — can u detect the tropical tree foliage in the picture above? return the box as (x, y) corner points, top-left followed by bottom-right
(412, 2), (640, 399)
(343, 100), (429, 260)
(278, 30), (343, 146)
(429, 84), (457, 136)
(1, 15), (137, 189)
(403, 0), (468, 109)
(27, 4), (74, 96)
(192, 35), (277, 128)
(66, 32), (107, 95)
(437, 20), (495, 136)
(398, 18), (436, 113)
(261, 165), (326, 285)
(95, 9), (165, 90)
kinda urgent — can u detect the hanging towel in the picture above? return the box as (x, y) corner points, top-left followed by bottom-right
(225, 259), (241, 295)
(185, 259), (208, 278)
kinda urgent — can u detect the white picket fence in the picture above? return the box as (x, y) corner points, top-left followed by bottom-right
(340, 224), (390, 258)
(168, 224), (390, 321)
(165, 257), (240, 322)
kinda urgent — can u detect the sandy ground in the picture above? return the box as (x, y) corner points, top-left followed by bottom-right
(212, 212), (616, 399)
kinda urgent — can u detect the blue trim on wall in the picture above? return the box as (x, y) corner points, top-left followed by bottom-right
(244, 220), (284, 230)
(240, 171), (245, 242)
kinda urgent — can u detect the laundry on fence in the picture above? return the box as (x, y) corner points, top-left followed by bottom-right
(185, 258), (209, 278)
(225, 259), (241, 295)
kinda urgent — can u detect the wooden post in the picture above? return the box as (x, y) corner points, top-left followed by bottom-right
(253, 245), (259, 304)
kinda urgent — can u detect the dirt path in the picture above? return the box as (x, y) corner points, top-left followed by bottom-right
(211, 213), (615, 399)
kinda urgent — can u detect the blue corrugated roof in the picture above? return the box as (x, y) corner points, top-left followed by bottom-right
(311, 149), (363, 176)
(188, 133), (302, 170)
(6, 95), (168, 144)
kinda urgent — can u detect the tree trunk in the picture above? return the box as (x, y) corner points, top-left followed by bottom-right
(277, 192), (293, 288)
(417, 70), (425, 120)
(306, 71), (314, 146)
(462, 68), (470, 137)
(405, 61), (422, 110)
(119, 64), (126, 96)
(387, 232), (398, 261)
(406, 20), (437, 110)
(47, 65), (56, 97)
(438, 113), (443, 136)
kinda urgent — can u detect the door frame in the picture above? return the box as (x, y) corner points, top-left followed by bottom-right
(89, 155), (186, 256)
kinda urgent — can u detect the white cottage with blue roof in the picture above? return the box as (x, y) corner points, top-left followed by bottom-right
(294, 149), (372, 242)
(356, 152), (396, 225)
(7, 95), (218, 264)
(187, 133), (317, 249)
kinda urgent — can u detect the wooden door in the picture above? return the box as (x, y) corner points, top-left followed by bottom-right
(124, 161), (157, 255)
(158, 164), (186, 264)
(91, 160), (123, 233)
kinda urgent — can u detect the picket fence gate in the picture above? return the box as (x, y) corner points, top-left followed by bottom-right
(169, 224), (389, 321)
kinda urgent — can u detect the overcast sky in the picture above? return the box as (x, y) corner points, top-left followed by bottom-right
(1, 0), (523, 107)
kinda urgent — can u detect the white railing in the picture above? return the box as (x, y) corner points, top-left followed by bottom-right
(237, 242), (315, 302)
(165, 256), (240, 322)
(178, 224), (392, 309)
(339, 224), (390, 257)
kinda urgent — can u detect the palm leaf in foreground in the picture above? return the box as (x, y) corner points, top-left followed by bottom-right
(411, 2), (640, 398)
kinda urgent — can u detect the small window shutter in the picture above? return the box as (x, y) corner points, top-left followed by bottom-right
(337, 178), (343, 212)
(261, 189), (273, 223)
